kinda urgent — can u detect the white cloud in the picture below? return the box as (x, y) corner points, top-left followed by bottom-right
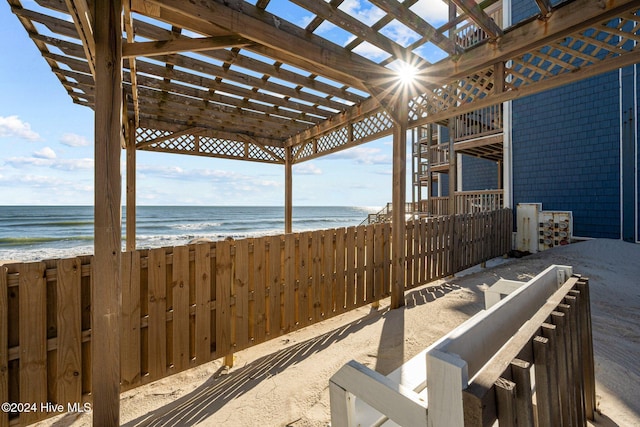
(410, 0), (449, 25)
(293, 162), (323, 175)
(34, 147), (57, 159)
(0, 115), (41, 141)
(5, 156), (93, 170)
(324, 146), (391, 165)
(60, 133), (90, 147)
(338, 0), (385, 26)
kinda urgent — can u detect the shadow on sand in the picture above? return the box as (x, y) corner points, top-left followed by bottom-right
(118, 282), (460, 426)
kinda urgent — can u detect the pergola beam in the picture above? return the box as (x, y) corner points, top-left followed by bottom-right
(450, 0), (503, 40)
(122, 35), (253, 58)
(63, 0), (95, 75)
(138, 0), (391, 93)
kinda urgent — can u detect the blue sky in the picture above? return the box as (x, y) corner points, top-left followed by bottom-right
(0, 0), (448, 207)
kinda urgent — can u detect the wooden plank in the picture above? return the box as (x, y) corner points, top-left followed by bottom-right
(365, 225), (375, 301)
(495, 377), (517, 427)
(311, 230), (323, 321)
(533, 336), (553, 427)
(194, 243), (212, 362)
(345, 227), (356, 309)
(235, 240), (250, 349)
(324, 229), (335, 317)
(551, 311), (573, 426)
(147, 248), (167, 379)
(334, 229), (346, 314)
(283, 234), (297, 331)
(172, 246), (190, 371)
(576, 278), (596, 420)
(18, 262), (47, 425)
(382, 222), (391, 297)
(562, 296), (587, 426)
(122, 35), (250, 58)
(121, 252), (141, 387)
(0, 266), (8, 427)
(216, 240), (233, 356)
(253, 238), (267, 342)
(373, 224), (384, 301)
(55, 258), (82, 405)
(510, 359), (534, 427)
(268, 236), (282, 336)
(540, 323), (562, 426)
(404, 221), (413, 290)
(355, 225), (365, 306)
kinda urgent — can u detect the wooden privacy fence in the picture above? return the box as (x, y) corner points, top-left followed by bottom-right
(0, 209), (511, 426)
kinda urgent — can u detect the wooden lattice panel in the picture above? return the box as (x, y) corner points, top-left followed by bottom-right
(136, 127), (171, 144)
(352, 112), (394, 142)
(316, 128), (349, 153)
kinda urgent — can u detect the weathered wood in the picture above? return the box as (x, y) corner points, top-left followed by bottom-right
(172, 246), (190, 371)
(92, 0), (122, 423)
(533, 335), (553, 427)
(311, 230), (323, 320)
(494, 377), (517, 427)
(194, 243), (212, 362)
(268, 236), (282, 335)
(18, 263), (47, 425)
(253, 238), (267, 342)
(0, 267), (8, 427)
(345, 227), (356, 310)
(509, 359), (534, 427)
(216, 241), (233, 355)
(540, 323), (562, 426)
(391, 92), (408, 308)
(334, 229), (346, 313)
(551, 310), (573, 426)
(147, 248), (167, 379)
(235, 240), (250, 349)
(122, 35), (250, 58)
(126, 121), (136, 251)
(576, 278), (596, 420)
(283, 234), (297, 330)
(121, 251), (141, 386)
(324, 229), (336, 316)
(55, 258), (82, 406)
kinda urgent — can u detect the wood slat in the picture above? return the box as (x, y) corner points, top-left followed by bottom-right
(345, 227), (356, 310)
(235, 240), (250, 350)
(311, 230), (323, 321)
(268, 236), (282, 336)
(253, 238), (267, 343)
(355, 225), (365, 306)
(0, 267), (8, 427)
(365, 225), (374, 300)
(283, 234), (297, 332)
(215, 241), (233, 356)
(323, 229), (336, 317)
(297, 233), (310, 327)
(172, 246), (190, 371)
(334, 229), (346, 314)
(194, 243), (212, 363)
(121, 252), (141, 387)
(147, 248), (167, 379)
(55, 258), (82, 405)
(18, 262), (47, 425)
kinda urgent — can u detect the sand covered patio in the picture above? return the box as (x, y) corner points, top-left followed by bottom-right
(35, 238), (638, 427)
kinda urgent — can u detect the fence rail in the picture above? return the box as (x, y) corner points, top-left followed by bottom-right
(0, 209), (512, 426)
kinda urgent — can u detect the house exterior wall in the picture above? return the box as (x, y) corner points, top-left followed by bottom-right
(511, 74), (621, 238)
(461, 155), (498, 191)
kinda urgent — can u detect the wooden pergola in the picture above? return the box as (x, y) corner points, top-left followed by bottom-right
(7, 0), (640, 423)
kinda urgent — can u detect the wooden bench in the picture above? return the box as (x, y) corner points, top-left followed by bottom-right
(329, 265), (596, 426)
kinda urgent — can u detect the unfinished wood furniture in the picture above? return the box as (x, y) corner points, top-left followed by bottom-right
(329, 265), (596, 426)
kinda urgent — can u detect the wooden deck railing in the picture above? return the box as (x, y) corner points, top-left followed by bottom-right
(455, 104), (503, 142)
(421, 190), (504, 216)
(0, 209), (512, 426)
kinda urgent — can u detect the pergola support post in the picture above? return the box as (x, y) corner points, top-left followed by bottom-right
(126, 120), (136, 251)
(285, 146), (293, 233)
(93, 0), (122, 425)
(391, 94), (408, 309)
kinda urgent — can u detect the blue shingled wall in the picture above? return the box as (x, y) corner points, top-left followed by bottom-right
(511, 73), (621, 238)
(461, 155), (499, 191)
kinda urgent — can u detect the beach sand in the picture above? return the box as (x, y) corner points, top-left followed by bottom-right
(40, 238), (639, 426)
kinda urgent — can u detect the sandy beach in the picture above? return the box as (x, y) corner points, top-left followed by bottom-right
(39, 238), (639, 426)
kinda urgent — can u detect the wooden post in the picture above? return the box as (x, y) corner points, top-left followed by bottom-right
(126, 120), (136, 251)
(285, 146), (293, 233)
(93, 0), (122, 425)
(391, 92), (408, 309)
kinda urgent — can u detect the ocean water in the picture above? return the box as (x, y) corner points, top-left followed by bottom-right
(0, 205), (377, 262)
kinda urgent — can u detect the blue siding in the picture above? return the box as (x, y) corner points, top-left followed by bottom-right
(461, 155), (499, 191)
(512, 73), (621, 238)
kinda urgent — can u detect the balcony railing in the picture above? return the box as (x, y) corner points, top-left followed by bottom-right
(455, 103), (503, 141)
(420, 190), (504, 216)
(454, 4), (503, 50)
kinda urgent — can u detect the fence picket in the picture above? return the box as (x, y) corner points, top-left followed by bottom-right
(324, 229), (336, 317)
(194, 244), (212, 363)
(18, 262), (47, 425)
(283, 234), (297, 331)
(121, 252), (141, 387)
(235, 240), (250, 350)
(172, 246), (190, 371)
(253, 239), (267, 343)
(215, 241), (233, 356)
(268, 236), (283, 336)
(335, 229), (346, 313)
(147, 248), (167, 379)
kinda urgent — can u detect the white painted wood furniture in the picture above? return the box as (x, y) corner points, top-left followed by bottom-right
(329, 265), (578, 427)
